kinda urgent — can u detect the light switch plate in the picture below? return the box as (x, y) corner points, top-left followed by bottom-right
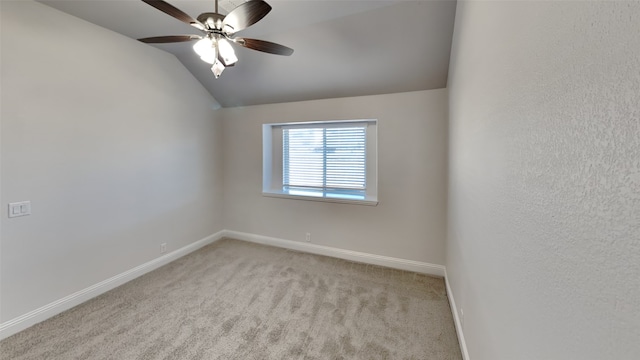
(8, 201), (31, 218)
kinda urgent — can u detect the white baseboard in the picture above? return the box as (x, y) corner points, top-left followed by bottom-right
(444, 269), (471, 360)
(222, 230), (446, 277)
(0, 230), (225, 341)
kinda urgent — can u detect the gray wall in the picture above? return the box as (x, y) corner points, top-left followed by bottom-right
(221, 90), (449, 265)
(447, 1), (640, 359)
(1, 1), (223, 321)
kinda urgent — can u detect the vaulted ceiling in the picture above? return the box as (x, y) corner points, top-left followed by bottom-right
(37, 0), (457, 108)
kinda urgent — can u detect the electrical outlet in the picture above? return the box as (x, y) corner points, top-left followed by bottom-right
(160, 243), (167, 253)
(305, 233), (311, 242)
(460, 308), (464, 329)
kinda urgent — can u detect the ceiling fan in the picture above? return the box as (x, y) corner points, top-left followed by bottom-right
(138, 0), (293, 78)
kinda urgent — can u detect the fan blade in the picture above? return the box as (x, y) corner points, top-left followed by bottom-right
(222, 0), (271, 34)
(236, 38), (294, 56)
(141, 0), (205, 30)
(138, 35), (202, 43)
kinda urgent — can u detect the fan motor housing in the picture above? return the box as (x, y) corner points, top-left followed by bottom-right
(197, 12), (225, 30)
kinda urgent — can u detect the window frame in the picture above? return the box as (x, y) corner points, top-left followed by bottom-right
(263, 119), (378, 206)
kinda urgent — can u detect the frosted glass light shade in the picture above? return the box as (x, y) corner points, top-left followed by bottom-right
(200, 54), (217, 64)
(217, 38), (238, 66)
(193, 38), (216, 64)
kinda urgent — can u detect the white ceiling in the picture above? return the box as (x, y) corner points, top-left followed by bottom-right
(37, 0), (457, 108)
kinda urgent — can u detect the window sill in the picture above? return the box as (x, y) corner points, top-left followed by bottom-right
(262, 191), (378, 206)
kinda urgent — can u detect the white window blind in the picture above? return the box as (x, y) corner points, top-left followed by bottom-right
(283, 125), (366, 198)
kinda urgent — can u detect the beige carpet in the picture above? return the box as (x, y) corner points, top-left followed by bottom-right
(0, 238), (462, 360)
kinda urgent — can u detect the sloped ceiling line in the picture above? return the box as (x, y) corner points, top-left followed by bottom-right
(38, 0), (457, 107)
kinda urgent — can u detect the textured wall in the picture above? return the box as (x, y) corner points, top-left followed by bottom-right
(447, 1), (640, 359)
(221, 90), (449, 265)
(1, 1), (223, 322)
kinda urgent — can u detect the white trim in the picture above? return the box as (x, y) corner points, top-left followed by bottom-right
(0, 230), (225, 341)
(222, 230), (445, 277)
(268, 119), (377, 128)
(445, 269), (471, 360)
(1, 228), (462, 355)
(262, 191), (378, 206)
(263, 119), (379, 206)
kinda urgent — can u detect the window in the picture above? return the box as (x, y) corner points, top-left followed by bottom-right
(263, 120), (378, 205)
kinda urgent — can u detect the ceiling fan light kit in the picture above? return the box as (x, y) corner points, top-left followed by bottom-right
(139, 0), (293, 78)
(193, 36), (238, 78)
